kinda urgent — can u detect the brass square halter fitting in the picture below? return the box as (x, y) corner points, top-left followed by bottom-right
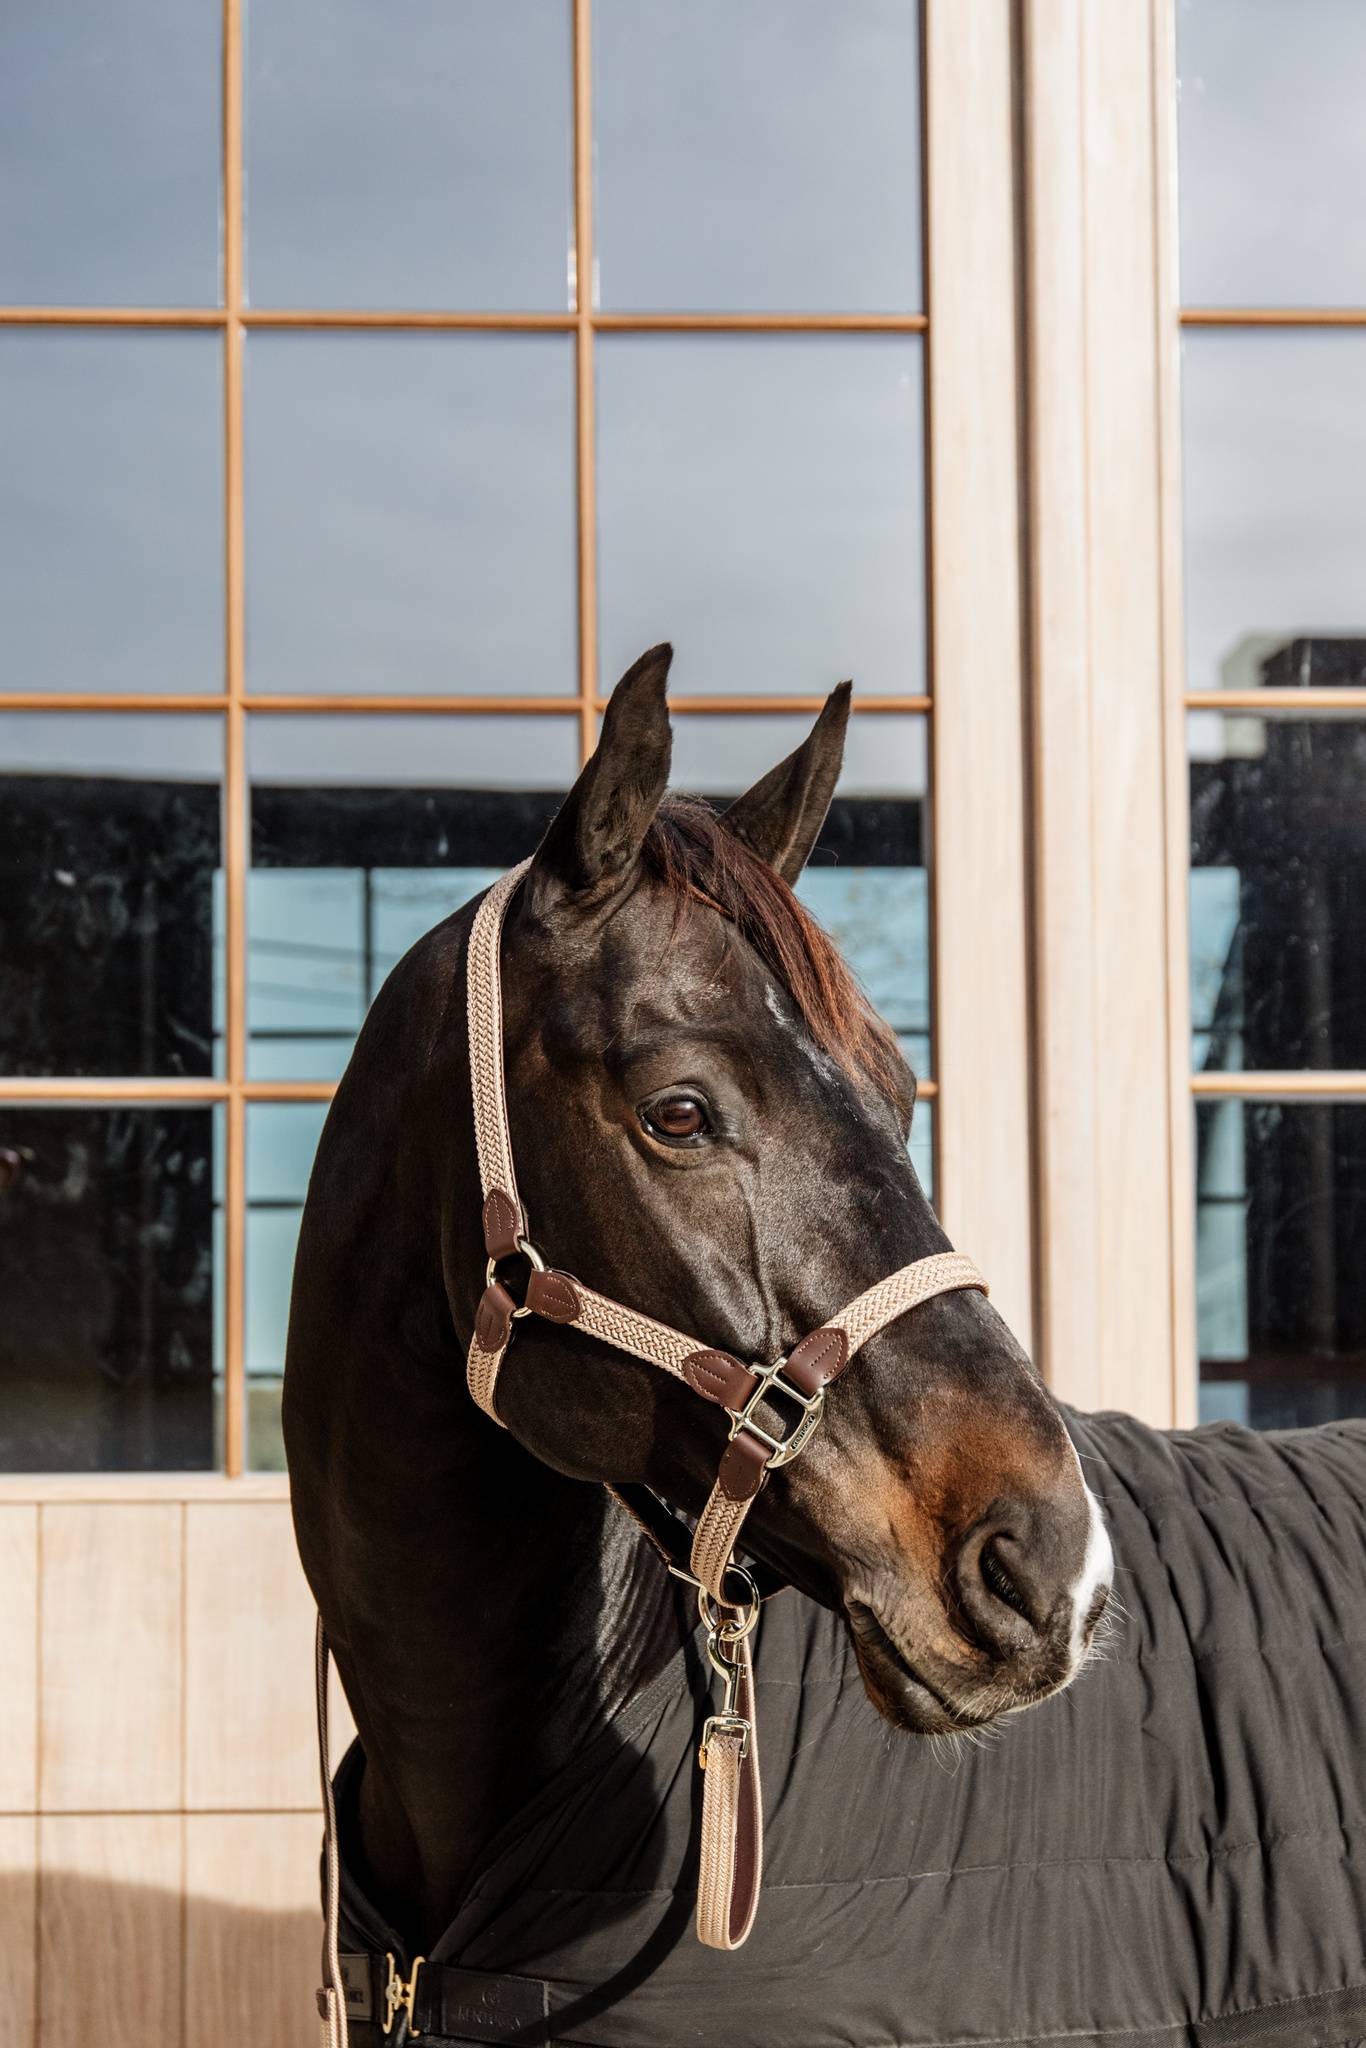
(726, 1356), (826, 1469)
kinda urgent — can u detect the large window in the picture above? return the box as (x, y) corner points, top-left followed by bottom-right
(0, 1), (938, 1473)
(1178, 0), (1366, 1427)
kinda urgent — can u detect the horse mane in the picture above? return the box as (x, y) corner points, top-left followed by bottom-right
(641, 795), (911, 1109)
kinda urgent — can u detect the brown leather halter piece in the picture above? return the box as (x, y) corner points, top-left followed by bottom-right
(463, 863), (987, 1951)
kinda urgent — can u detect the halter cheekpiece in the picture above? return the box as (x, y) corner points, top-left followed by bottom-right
(463, 862), (988, 1952)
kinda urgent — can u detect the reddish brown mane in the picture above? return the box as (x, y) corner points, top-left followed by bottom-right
(641, 796), (911, 1109)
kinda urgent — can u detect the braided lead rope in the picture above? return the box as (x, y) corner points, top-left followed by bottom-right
(315, 1617), (348, 2048)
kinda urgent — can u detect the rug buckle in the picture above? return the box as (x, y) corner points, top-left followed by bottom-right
(383, 1951), (425, 2040)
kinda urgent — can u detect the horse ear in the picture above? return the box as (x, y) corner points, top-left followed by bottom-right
(722, 680), (851, 884)
(528, 643), (673, 905)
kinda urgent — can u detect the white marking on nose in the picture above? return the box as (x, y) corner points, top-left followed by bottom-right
(1070, 1483), (1114, 1665)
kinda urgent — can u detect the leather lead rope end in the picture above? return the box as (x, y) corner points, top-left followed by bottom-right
(696, 1632), (763, 1950)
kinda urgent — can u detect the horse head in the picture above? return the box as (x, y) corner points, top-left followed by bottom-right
(480, 644), (1112, 1736)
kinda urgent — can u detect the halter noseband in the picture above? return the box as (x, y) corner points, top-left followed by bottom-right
(464, 862), (988, 1950)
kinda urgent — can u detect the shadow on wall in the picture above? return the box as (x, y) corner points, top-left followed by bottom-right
(3, 1872), (323, 2048)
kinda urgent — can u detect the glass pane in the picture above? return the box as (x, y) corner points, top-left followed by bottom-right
(0, 330), (223, 695)
(598, 337), (925, 696)
(245, 0), (572, 311)
(0, 0), (220, 306)
(1177, 0), (1366, 308)
(0, 1105), (217, 1470)
(1189, 715), (1366, 1072)
(1182, 331), (1366, 696)
(245, 333), (576, 695)
(667, 713), (931, 1076)
(246, 1101), (328, 1472)
(1196, 1099), (1366, 1429)
(910, 1097), (934, 1209)
(247, 714), (577, 1078)
(0, 715), (222, 1078)
(594, 0), (921, 313)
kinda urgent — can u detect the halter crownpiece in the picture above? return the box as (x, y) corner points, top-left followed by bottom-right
(462, 861), (987, 1951)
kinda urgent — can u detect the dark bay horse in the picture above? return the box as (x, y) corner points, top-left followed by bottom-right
(285, 648), (1366, 2048)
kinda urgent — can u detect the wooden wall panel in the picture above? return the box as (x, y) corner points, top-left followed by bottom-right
(38, 1815), (181, 2048)
(0, 1819), (36, 2048)
(185, 1502), (353, 1810)
(1022, 0), (1187, 1423)
(925, 0), (1035, 1350)
(186, 1814), (325, 2048)
(0, 1510), (38, 1813)
(39, 1505), (182, 1812)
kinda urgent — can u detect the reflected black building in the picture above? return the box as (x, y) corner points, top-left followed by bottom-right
(1191, 636), (1366, 1428)
(0, 771), (920, 1469)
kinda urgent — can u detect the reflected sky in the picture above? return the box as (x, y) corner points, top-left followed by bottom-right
(1178, 0), (1366, 306)
(0, 0), (221, 306)
(0, 712), (221, 781)
(244, 332), (577, 695)
(594, 0), (921, 313)
(667, 711), (926, 796)
(245, 0), (573, 310)
(247, 713), (577, 789)
(1182, 331), (1366, 695)
(0, 330), (223, 695)
(599, 336), (926, 696)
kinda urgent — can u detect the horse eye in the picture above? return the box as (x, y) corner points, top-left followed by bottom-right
(639, 1093), (712, 1146)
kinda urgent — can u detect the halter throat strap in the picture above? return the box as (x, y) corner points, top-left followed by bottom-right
(461, 861), (987, 1951)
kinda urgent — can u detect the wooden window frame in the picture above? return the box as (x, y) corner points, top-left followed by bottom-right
(1022, 0), (1366, 1431)
(1, 1), (1041, 1488)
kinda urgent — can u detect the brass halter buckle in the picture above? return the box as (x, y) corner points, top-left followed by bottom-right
(726, 1356), (826, 1469)
(483, 1233), (546, 1320)
(383, 1951), (425, 2039)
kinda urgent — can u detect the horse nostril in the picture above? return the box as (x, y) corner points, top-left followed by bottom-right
(980, 1536), (1033, 1626)
(952, 1511), (1057, 1654)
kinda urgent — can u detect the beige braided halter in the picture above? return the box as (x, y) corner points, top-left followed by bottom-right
(461, 861), (987, 1952)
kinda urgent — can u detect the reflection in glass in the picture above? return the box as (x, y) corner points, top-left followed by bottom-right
(245, 0), (572, 311)
(0, 0), (220, 305)
(246, 1101), (328, 1470)
(594, 0), (921, 313)
(0, 716), (222, 1078)
(1177, 0), (1366, 308)
(1190, 716), (1366, 1072)
(1182, 332), (1366, 696)
(0, 331), (223, 694)
(0, 1106), (217, 1470)
(245, 333), (577, 695)
(910, 1098), (934, 1209)
(1196, 1100), (1366, 1429)
(246, 715), (576, 1079)
(668, 714), (931, 1079)
(598, 337), (925, 696)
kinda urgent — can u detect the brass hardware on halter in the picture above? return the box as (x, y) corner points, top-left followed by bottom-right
(726, 1356), (826, 1468)
(383, 1951), (425, 2039)
(483, 1233), (547, 1320)
(698, 1570), (759, 1768)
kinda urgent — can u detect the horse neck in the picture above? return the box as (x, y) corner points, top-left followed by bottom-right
(291, 912), (685, 1945)
(328, 1329), (684, 1949)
